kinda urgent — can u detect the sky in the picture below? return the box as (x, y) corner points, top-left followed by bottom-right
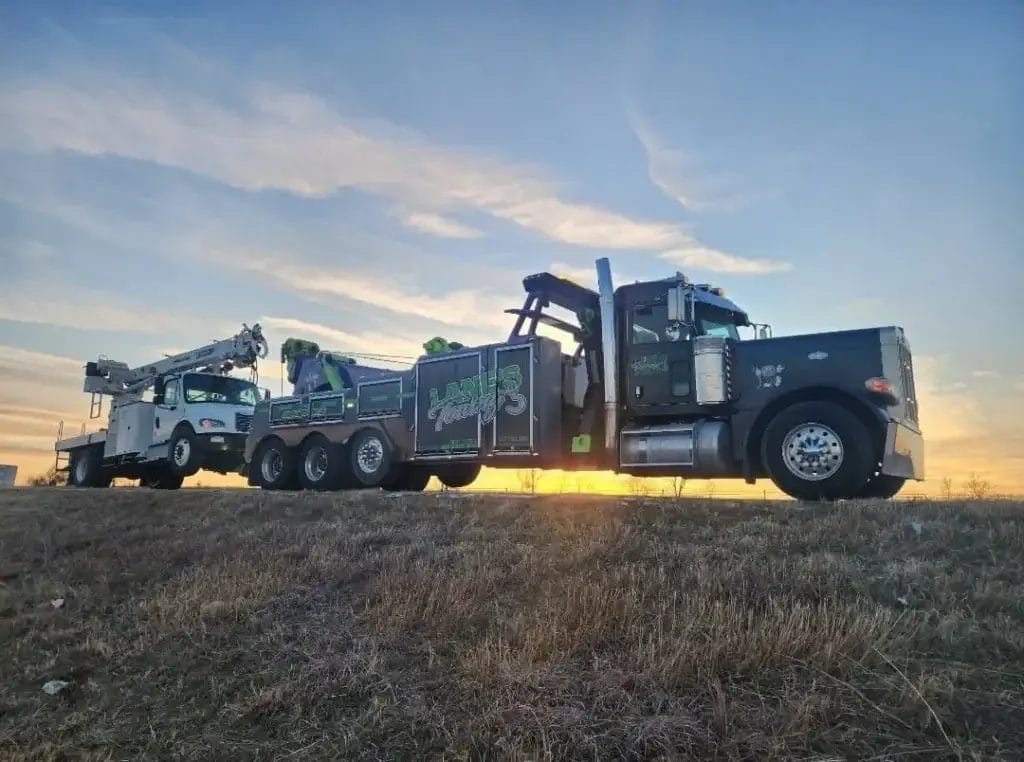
(0, 1), (1022, 494)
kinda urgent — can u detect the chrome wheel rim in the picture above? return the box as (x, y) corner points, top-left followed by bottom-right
(261, 449), (283, 483)
(357, 437), (384, 475)
(782, 422), (844, 481)
(173, 439), (191, 467)
(304, 447), (328, 482)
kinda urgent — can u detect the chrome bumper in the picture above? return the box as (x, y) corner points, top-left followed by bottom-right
(881, 421), (924, 480)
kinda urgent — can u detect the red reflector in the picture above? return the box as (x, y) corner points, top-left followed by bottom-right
(865, 377), (896, 395)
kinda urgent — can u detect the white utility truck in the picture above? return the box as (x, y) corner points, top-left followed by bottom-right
(54, 324), (269, 489)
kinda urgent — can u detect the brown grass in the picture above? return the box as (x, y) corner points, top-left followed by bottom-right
(0, 488), (1021, 760)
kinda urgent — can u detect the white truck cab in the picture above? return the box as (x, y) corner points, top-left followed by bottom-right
(151, 372), (260, 477)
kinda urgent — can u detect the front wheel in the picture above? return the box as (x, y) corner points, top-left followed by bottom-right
(857, 473), (906, 499)
(762, 401), (874, 501)
(168, 428), (202, 477)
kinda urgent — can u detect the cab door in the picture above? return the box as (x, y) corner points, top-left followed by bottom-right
(153, 376), (181, 446)
(622, 300), (694, 415)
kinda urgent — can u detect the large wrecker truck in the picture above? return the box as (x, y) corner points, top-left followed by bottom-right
(243, 258), (924, 500)
(55, 325), (269, 489)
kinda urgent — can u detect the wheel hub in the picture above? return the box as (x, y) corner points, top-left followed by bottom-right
(261, 450), (283, 483)
(173, 440), (191, 467)
(304, 447), (328, 482)
(357, 438), (384, 474)
(782, 422), (844, 481)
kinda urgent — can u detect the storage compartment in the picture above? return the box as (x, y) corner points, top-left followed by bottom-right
(112, 402), (155, 457)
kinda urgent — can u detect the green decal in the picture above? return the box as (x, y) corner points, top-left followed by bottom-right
(427, 364), (527, 432)
(571, 434), (592, 453)
(631, 353), (669, 376)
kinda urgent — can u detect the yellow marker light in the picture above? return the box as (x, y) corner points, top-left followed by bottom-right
(864, 377), (896, 396)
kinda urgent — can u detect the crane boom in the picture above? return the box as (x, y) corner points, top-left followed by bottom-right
(84, 324), (269, 397)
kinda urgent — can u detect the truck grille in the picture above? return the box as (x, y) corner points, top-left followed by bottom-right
(235, 413), (253, 433)
(897, 340), (919, 424)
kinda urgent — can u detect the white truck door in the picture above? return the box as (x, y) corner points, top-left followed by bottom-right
(153, 376), (182, 445)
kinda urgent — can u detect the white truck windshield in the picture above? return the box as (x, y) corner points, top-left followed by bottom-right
(184, 375), (258, 405)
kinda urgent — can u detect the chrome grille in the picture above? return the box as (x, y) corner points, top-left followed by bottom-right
(235, 412), (253, 433)
(897, 340), (918, 424)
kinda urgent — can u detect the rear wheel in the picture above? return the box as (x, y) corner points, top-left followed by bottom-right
(762, 401), (874, 501)
(382, 465), (431, 492)
(297, 435), (347, 491)
(347, 429), (393, 488)
(435, 463), (481, 489)
(252, 438), (298, 491)
(141, 469), (184, 490)
(857, 473), (906, 499)
(69, 446), (111, 488)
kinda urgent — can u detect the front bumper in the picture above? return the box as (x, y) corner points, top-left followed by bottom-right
(197, 433), (247, 474)
(881, 421), (924, 480)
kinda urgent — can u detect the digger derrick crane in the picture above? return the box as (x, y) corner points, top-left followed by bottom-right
(55, 324), (269, 490)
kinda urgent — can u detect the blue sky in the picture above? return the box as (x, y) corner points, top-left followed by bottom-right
(1, 1), (1022, 489)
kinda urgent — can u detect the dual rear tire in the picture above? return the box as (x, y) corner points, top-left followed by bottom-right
(252, 429), (395, 491)
(68, 446), (112, 488)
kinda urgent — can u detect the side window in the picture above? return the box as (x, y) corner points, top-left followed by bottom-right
(631, 304), (667, 344)
(164, 379), (179, 407)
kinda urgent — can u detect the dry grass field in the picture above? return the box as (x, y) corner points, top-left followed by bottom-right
(0, 488), (1021, 761)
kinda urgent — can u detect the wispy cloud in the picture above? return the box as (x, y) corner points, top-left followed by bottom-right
(659, 247), (790, 276)
(0, 75), (789, 274)
(395, 209), (484, 239)
(628, 110), (762, 215)
(212, 249), (515, 333)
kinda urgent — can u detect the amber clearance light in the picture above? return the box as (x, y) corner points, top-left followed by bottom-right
(864, 377), (897, 396)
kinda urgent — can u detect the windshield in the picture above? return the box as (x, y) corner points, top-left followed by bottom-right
(699, 316), (740, 340)
(183, 374), (258, 405)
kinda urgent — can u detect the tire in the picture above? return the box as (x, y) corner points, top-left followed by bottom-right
(69, 446), (111, 488)
(857, 473), (906, 499)
(251, 438), (299, 491)
(346, 428), (393, 487)
(297, 435), (347, 491)
(382, 465), (431, 492)
(761, 401), (875, 501)
(141, 469), (184, 490)
(435, 463), (481, 489)
(168, 427), (203, 477)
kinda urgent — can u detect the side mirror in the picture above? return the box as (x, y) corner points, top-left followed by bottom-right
(153, 378), (166, 406)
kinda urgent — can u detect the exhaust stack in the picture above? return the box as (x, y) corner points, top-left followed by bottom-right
(595, 257), (618, 454)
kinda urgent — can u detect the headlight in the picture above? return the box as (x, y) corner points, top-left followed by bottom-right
(199, 418), (226, 428)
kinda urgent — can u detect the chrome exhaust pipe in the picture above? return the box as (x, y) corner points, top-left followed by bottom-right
(595, 258), (618, 454)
